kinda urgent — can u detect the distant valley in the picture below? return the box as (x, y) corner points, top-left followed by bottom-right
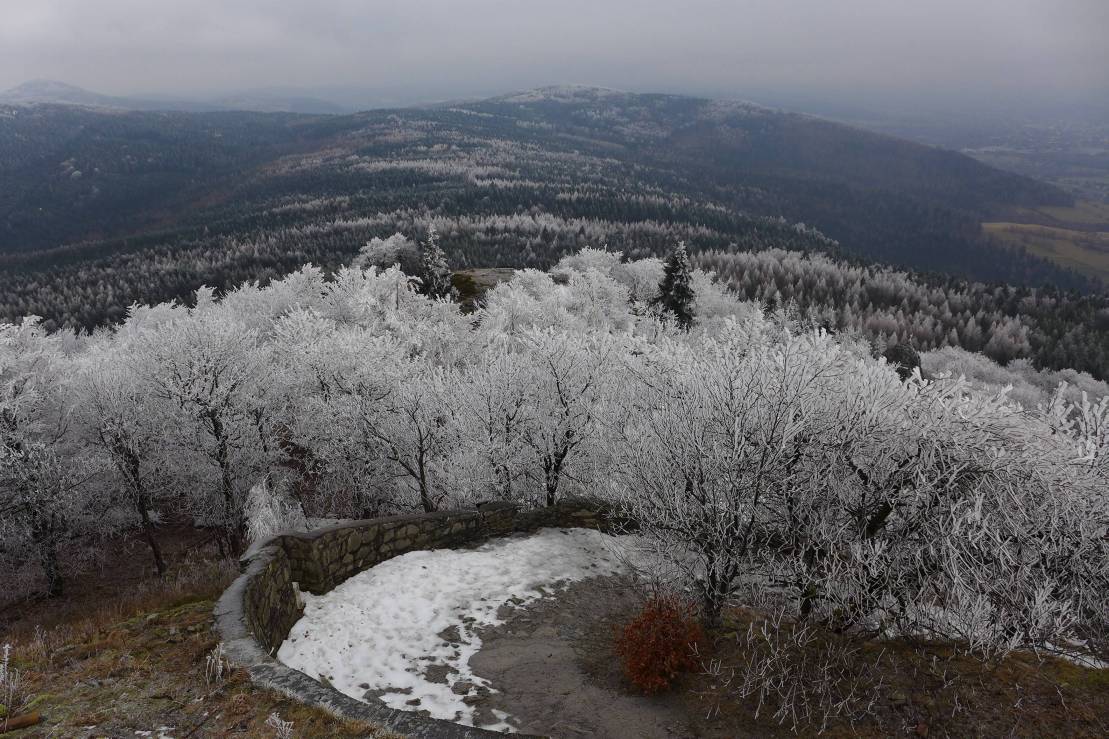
(823, 104), (1109, 282)
(2, 85), (1107, 380)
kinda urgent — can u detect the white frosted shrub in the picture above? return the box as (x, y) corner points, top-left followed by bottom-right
(609, 320), (1109, 657)
(923, 345), (1109, 409)
(2, 243), (1105, 669)
(245, 479), (308, 545)
(552, 247), (624, 278)
(352, 232), (416, 271)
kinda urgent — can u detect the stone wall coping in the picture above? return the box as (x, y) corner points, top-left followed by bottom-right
(238, 507), (497, 563)
(282, 508), (482, 544)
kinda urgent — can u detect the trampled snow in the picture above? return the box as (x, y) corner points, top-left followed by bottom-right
(276, 528), (627, 727)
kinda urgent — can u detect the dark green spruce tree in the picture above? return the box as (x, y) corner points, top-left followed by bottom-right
(655, 241), (696, 329)
(418, 226), (455, 300)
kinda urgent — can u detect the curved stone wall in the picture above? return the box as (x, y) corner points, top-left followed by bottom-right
(213, 499), (620, 738)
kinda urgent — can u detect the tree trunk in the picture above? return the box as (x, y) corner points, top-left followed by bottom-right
(219, 462), (244, 555)
(125, 452), (166, 576)
(40, 535), (63, 597)
(224, 521), (244, 558)
(545, 471), (558, 507)
(701, 590), (723, 629)
(407, 438), (439, 514)
(799, 545), (819, 619)
(699, 551), (729, 628)
(30, 511), (64, 597)
(210, 414), (244, 556)
(418, 455), (435, 513)
(137, 497), (166, 576)
(543, 446), (569, 507)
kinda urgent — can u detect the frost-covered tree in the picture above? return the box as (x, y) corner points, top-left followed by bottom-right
(1, 244), (1105, 661)
(480, 269), (578, 336)
(1044, 385), (1109, 477)
(516, 329), (617, 507)
(371, 361), (459, 513)
(352, 232), (419, 274)
(273, 314), (400, 516)
(0, 319), (93, 596)
(451, 348), (535, 502)
(608, 321), (848, 625)
(0, 444), (89, 597)
(76, 352), (171, 575)
(418, 226), (455, 300)
(133, 310), (271, 556)
(608, 313), (1109, 649)
(922, 345), (1109, 410)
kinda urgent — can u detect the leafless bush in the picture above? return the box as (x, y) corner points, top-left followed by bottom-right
(0, 552), (44, 610)
(17, 624), (63, 668)
(245, 478), (308, 545)
(0, 643), (30, 721)
(204, 642), (230, 689)
(701, 611), (885, 734)
(266, 711), (295, 738)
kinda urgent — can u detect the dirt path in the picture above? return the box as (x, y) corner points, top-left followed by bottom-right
(469, 576), (719, 738)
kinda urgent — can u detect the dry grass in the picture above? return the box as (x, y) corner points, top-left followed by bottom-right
(8, 530), (1106, 737)
(452, 268), (518, 313)
(1028, 200), (1109, 227)
(983, 221), (1109, 283)
(0, 552), (398, 738)
(1003, 201), (1109, 229)
(2, 599), (398, 738)
(3, 559), (236, 650)
(690, 610), (1109, 738)
(568, 579), (1109, 738)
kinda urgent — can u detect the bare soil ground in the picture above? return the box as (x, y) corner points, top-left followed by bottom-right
(470, 576), (699, 738)
(470, 576), (1109, 739)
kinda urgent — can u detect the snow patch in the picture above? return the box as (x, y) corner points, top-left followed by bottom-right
(276, 528), (627, 727)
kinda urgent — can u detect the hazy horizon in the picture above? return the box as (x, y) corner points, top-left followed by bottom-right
(2, 0), (1107, 118)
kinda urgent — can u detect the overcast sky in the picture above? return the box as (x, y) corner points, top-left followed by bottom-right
(2, 0), (1106, 111)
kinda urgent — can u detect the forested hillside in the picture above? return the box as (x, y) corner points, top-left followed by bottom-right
(699, 249), (1109, 381)
(1, 87), (1099, 335)
(4, 248), (1105, 692)
(0, 104), (332, 251)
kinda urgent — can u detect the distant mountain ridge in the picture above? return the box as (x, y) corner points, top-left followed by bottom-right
(476, 85), (1069, 214)
(0, 79), (351, 115)
(1, 80), (132, 107)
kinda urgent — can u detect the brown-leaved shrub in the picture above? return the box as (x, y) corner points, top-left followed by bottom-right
(615, 594), (703, 694)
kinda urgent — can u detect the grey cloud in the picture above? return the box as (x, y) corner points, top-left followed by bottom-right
(1, 0), (1105, 109)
